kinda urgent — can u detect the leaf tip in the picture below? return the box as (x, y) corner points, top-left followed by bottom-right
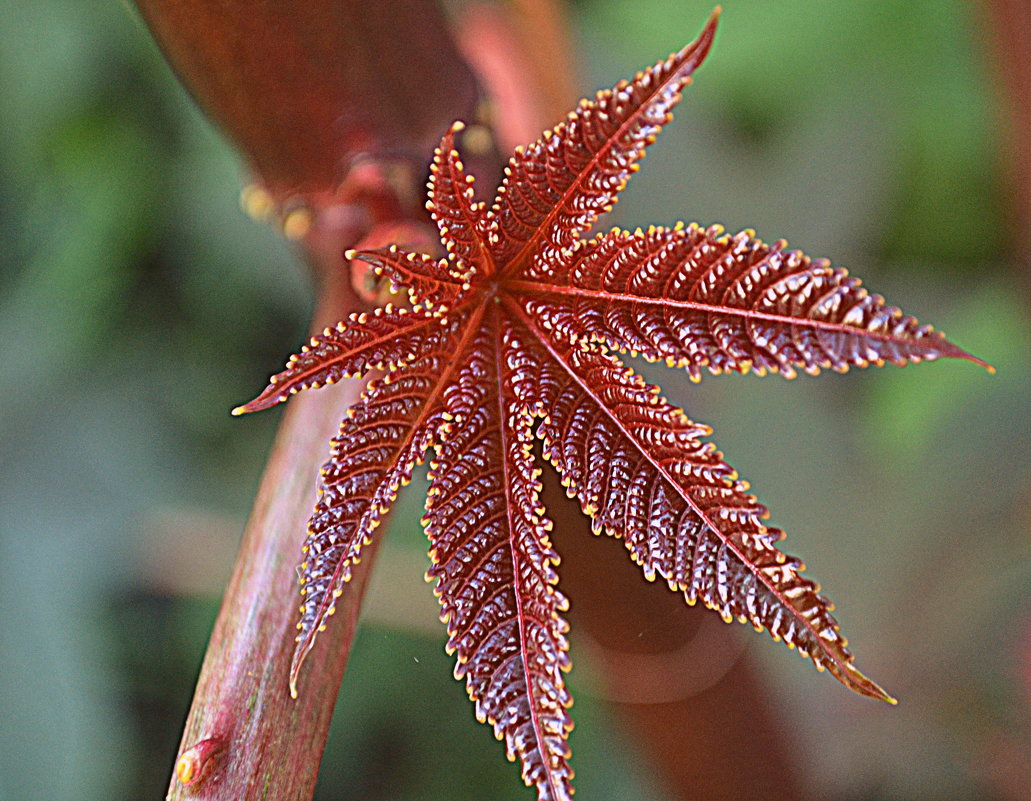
(232, 385), (281, 415)
(841, 662), (897, 705)
(941, 340), (995, 373)
(972, 355), (996, 374)
(288, 655), (304, 699)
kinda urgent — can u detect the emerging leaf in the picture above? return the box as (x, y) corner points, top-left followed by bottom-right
(237, 9), (988, 799)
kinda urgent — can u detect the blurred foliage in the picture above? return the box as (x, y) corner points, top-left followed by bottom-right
(0, 1), (1027, 801)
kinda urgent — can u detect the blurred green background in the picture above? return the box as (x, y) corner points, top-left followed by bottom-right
(1, 1), (1028, 799)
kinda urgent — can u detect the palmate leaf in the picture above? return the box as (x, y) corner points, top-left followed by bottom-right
(236, 10), (988, 800)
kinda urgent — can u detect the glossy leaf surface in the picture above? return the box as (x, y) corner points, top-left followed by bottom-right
(424, 318), (573, 799)
(237, 10), (986, 799)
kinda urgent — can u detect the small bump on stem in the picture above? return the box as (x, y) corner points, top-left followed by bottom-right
(175, 736), (226, 787)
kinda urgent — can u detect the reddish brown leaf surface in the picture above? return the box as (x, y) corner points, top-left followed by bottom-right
(504, 306), (890, 701)
(512, 223), (988, 380)
(424, 317), (573, 799)
(234, 305), (458, 414)
(488, 11), (718, 272)
(237, 10), (987, 799)
(290, 354), (446, 693)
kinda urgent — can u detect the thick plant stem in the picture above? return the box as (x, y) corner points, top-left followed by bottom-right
(166, 283), (372, 801)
